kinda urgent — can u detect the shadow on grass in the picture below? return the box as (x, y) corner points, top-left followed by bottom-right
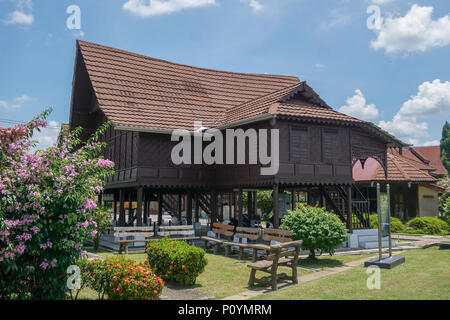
(298, 257), (344, 269)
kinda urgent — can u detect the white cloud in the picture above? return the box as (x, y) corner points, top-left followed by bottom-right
(321, 9), (351, 29)
(31, 121), (61, 151)
(241, 0), (263, 12)
(370, 0), (392, 5)
(422, 140), (440, 147)
(123, 0), (216, 17)
(338, 89), (380, 121)
(371, 4), (450, 54)
(315, 63), (325, 69)
(379, 79), (450, 145)
(5, 10), (34, 25)
(0, 95), (31, 110)
(4, 0), (34, 25)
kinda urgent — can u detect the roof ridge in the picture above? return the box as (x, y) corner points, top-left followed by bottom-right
(77, 40), (300, 81)
(213, 83), (302, 126)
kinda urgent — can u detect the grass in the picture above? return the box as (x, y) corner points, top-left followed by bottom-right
(84, 248), (375, 299)
(254, 247), (450, 300)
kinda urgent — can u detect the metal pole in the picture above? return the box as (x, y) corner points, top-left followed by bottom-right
(387, 183), (392, 257)
(376, 183), (382, 261)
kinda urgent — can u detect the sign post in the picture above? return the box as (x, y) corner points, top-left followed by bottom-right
(365, 183), (405, 269)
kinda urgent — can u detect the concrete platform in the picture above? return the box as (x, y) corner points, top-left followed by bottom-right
(364, 255), (405, 269)
(439, 242), (450, 250)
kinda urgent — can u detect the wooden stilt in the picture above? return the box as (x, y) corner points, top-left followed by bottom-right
(347, 185), (353, 232)
(157, 192), (163, 226)
(186, 191), (193, 225)
(143, 191), (148, 225)
(119, 189), (125, 226)
(178, 193), (182, 220)
(137, 187), (143, 226)
(128, 192), (133, 224)
(195, 192), (200, 223)
(273, 184), (279, 228)
(238, 187), (243, 227)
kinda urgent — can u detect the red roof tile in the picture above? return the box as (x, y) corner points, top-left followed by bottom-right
(412, 146), (448, 176)
(78, 40), (301, 131)
(353, 151), (437, 183)
(75, 40), (405, 147)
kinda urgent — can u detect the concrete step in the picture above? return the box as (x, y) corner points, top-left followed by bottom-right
(358, 235), (379, 243)
(352, 229), (378, 236)
(361, 240), (396, 249)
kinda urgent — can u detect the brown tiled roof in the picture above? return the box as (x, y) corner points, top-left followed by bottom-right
(412, 146), (448, 176)
(75, 40), (404, 147)
(77, 40), (301, 131)
(354, 151), (436, 183)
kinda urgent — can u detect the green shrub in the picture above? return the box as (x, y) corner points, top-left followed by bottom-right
(77, 256), (163, 300)
(280, 204), (348, 258)
(146, 238), (207, 285)
(438, 215), (450, 231)
(369, 214), (406, 233)
(406, 217), (450, 235)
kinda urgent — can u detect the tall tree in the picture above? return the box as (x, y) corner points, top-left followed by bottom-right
(441, 121), (450, 173)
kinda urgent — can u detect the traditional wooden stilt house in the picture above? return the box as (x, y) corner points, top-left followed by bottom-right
(69, 40), (405, 231)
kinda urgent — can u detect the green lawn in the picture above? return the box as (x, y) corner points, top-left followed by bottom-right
(84, 249), (375, 299)
(254, 247), (450, 300)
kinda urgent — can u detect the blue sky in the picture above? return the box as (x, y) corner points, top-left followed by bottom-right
(1, 0), (449, 149)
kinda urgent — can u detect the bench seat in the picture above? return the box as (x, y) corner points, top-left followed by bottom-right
(247, 257), (292, 270)
(247, 240), (302, 290)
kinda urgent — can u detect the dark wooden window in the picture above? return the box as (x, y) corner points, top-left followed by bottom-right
(291, 127), (309, 162)
(322, 129), (338, 164)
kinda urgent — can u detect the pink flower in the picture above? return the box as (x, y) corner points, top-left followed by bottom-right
(84, 198), (97, 212)
(97, 159), (114, 167)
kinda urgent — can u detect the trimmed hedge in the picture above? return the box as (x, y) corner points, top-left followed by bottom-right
(77, 256), (164, 300)
(146, 238), (207, 285)
(369, 214), (406, 233)
(280, 204), (348, 258)
(406, 217), (449, 235)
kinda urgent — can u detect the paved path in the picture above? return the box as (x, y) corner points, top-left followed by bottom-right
(221, 252), (408, 300)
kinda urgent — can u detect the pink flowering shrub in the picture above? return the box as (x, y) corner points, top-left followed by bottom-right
(0, 109), (114, 299)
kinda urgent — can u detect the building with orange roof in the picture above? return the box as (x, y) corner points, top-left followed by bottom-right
(354, 147), (446, 221)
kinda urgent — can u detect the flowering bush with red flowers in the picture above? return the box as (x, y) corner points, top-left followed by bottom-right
(146, 238), (207, 285)
(78, 256), (163, 300)
(0, 109), (114, 299)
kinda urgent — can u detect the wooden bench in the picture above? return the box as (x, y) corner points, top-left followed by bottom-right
(153, 225), (200, 244)
(262, 228), (294, 244)
(114, 226), (155, 254)
(201, 223), (234, 254)
(247, 240), (302, 291)
(242, 228), (294, 262)
(224, 227), (261, 260)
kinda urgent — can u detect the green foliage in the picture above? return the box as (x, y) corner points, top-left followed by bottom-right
(438, 177), (449, 216)
(441, 121), (450, 173)
(91, 205), (112, 250)
(438, 215), (450, 231)
(242, 190), (274, 215)
(0, 110), (114, 300)
(257, 191), (275, 215)
(146, 238), (207, 285)
(76, 256), (163, 300)
(280, 204), (348, 258)
(406, 217), (450, 235)
(369, 214), (406, 233)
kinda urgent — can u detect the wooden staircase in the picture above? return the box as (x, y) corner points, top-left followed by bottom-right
(322, 185), (371, 230)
